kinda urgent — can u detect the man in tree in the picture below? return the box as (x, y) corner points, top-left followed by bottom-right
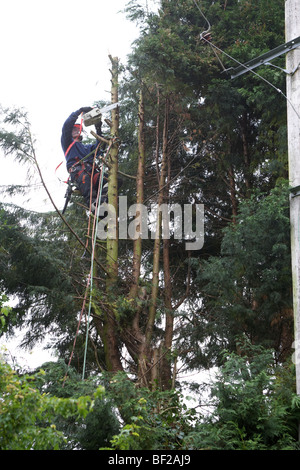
(61, 106), (108, 213)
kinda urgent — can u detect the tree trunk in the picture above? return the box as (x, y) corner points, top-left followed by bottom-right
(160, 135), (173, 387)
(138, 96), (170, 387)
(129, 88), (145, 300)
(101, 55), (123, 373)
(126, 88), (147, 364)
(147, 96), (169, 343)
(241, 111), (251, 195)
(228, 164), (238, 224)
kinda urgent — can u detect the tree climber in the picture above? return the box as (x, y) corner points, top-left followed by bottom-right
(61, 106), (108, 213)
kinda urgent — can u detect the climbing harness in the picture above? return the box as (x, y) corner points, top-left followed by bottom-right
(58, 106), (118, 213)
(58, 116), (105, 214)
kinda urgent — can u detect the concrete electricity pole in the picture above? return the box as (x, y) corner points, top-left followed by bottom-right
(285, 0), (300, 397)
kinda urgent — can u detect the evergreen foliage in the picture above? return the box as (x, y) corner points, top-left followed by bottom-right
(0, 359), (104, 450)
(183, 341), (299, 450)
(31, 360), (119, 450)
(180, 181), (293, 370)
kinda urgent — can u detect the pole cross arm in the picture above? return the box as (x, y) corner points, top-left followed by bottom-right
(230, 35), (300, 79)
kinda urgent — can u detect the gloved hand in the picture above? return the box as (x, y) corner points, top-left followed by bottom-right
(95, 121), (102, 135)
(79, 106), (93, 114)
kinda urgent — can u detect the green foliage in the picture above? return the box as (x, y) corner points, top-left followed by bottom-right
(0, 360), (104, 450)
(102, 372), (196, 450)
(0, 204), (77, 348)
(0, 106), (34, 167)
(0, 294), (13, 333)
(0, 0), (290, 377)
(183, 341), (298, 450)
(32, 360), (119, 450)
(105, 398), (147, 450)
(100, 349), (299, 451)
(183, 181), (293, 368)
(1, 352), (298, 451)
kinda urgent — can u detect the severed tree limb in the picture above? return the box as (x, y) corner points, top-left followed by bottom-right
(90, 130), (110, 145)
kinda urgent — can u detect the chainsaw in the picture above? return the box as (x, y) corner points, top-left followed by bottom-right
(82, 102), (119, 127)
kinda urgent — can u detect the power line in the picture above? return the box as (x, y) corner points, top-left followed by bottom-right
(203, 36), (300, 120)
(192, 0), (300, 119)
(192, 0), (211, 38)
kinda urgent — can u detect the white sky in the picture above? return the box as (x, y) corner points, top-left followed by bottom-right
(0, 0), (149, 212)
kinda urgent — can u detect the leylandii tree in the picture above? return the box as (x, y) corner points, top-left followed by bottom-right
(181, 183), (294, 370)
(91, 59), (197, 388)
(120, 0), (290, 373)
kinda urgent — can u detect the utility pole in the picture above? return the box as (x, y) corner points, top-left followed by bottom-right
(286, 0), (300, 401)
(228, 0), (300, 427)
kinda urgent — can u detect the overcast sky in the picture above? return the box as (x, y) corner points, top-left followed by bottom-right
(0, 0), (155, 212)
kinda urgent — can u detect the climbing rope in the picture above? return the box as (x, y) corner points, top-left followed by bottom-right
(83, 143), (101, 253)
(82, 144), (110, 380)
(63, 139), (113, 385)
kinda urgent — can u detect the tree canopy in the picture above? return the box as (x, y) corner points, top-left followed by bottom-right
(0, 0), (298, 450)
